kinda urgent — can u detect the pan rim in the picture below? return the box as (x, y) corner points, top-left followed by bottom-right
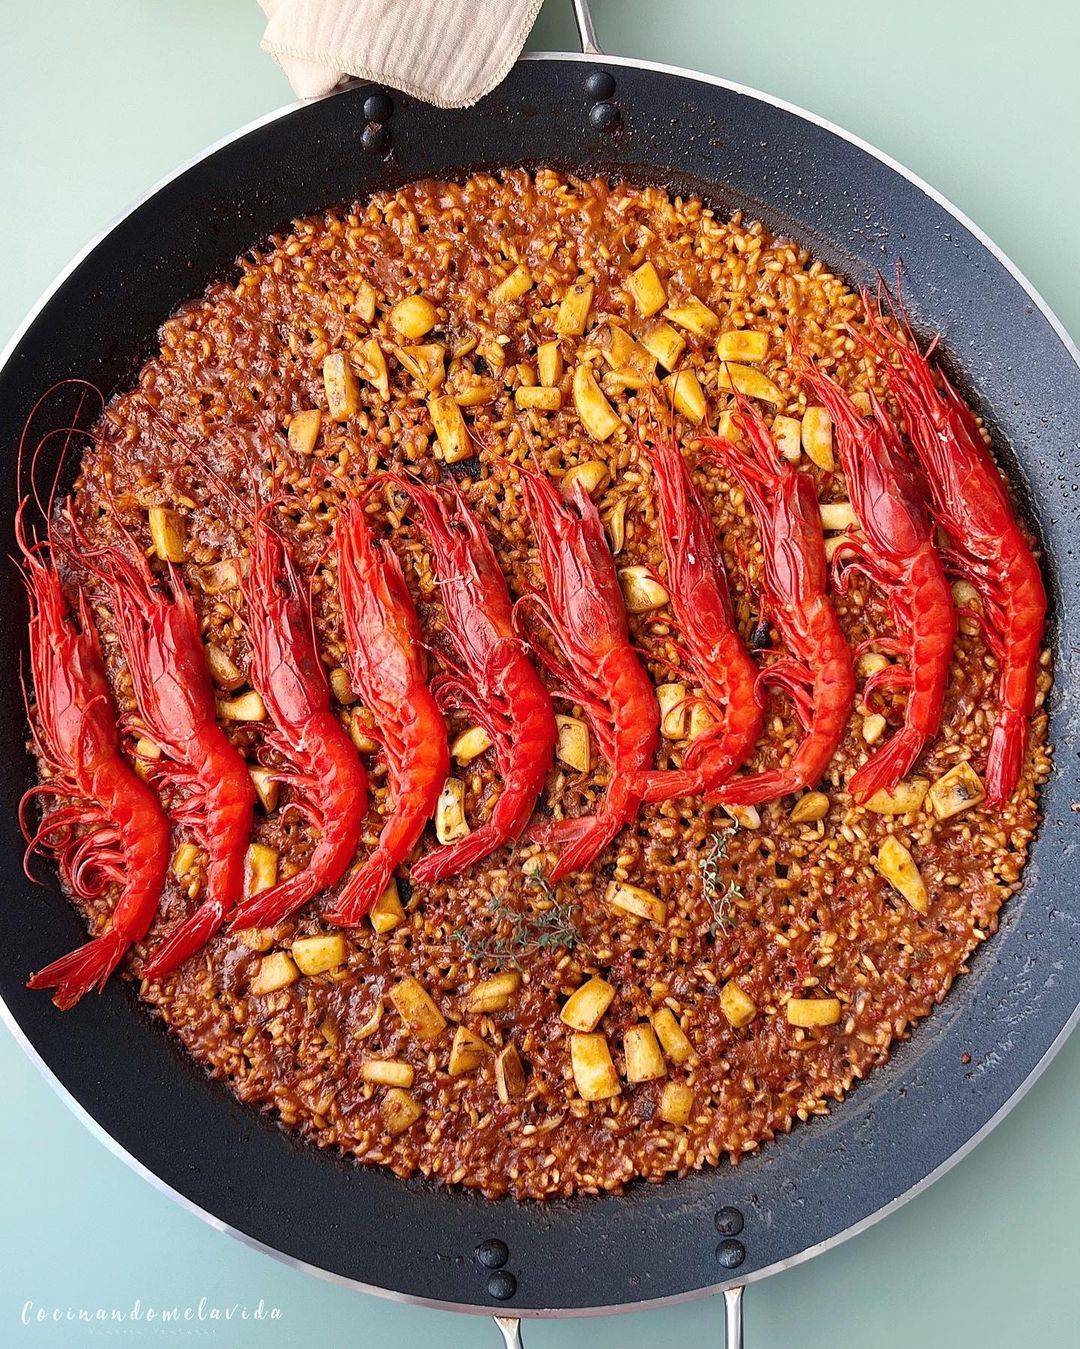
(3, 986), (1077, 1320)
(0, 48), (1077, 1321)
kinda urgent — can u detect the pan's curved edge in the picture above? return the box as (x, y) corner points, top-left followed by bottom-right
(0, 94), (306, 374)
(0, 49), (1077, 1321)
(525, 52), (1080, 360)
(3, 988), (1078, 1319)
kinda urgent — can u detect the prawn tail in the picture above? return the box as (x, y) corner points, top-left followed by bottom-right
(227, 870), (322, 934)
(410, 820), (512, 886)
(715, 770), (791, 808)
(528, 814), (596, 847)
(143, 899), (226, 979)
(323, 852), (397, 927)
(985, 713), (1027, 808)
(639, 768), (703, 805)
(27, 927), (128, 1010)
(848, 725), (924, 803)
(545, 813), (623, 883)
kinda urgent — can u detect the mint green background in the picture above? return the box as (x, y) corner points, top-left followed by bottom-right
(1, 2), (1077, 1345)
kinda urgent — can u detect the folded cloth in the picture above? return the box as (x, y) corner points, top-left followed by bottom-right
(259, 0), (545, 105)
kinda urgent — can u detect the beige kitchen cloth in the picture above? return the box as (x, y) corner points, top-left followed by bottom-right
(259, 0), (546, 105)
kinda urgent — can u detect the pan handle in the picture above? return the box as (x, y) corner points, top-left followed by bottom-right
(724, 1286), (745, 1349)
(492, 1288), (744, 1348)
(571, 0), (603, 55)
(492, 1315), (523, 1348)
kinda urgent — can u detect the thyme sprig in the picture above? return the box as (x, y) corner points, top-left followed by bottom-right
(451, 867), (588, 969)
(701, 825), (743, 933)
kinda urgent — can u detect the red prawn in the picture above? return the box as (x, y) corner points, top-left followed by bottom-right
(19, 499), (172, 1009)
(797, 358), (956, 801)
(705, 405), (855, 805)
(396, 478), (557, 885)
(637, 422), (763, 802)
(515, 466), (659, 881)
(860, 289), (1047, 805)
(227, 505), (368, 931)
(97, 545), (257, 978)
(322, 495), (449, 924)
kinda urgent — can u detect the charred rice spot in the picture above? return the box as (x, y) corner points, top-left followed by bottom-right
(445, 457), (482, 481)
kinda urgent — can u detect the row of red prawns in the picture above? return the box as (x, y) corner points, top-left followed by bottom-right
(20, 297), (1046, 1010)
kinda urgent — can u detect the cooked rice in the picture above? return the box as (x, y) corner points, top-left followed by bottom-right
(51, 169), (1051, 1199)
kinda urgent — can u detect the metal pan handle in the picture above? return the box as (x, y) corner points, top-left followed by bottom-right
(724, 1286), (745, 1348)
(493, 1315), (523, 1348)
(571, 0), (603, 54)
(491, 1287), (745, 1348)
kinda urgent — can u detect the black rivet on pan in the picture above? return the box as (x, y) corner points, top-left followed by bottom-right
(475, 1238), (509, 1269)
(716, 1238), (746, 1269)
(584, 70), (616, 100)
(361, 123), (392, 154)
(589, 100), (621, 133)
(714, 1206), (744, 1236)
(363, 91), (393, 122)
(486, 1270), (517, 1301)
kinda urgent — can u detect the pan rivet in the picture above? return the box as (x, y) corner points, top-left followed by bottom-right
(714, 1206), (744, 1236)
(487, 1270), (517, 1301)
(475, 1238), (509, 1269)
(588, 100), (620, 133)
(362, 123), (392, 154)
(716, 1239), (746, 1269)
(363, 91), (394, 122)
(584, 70), (616, 100)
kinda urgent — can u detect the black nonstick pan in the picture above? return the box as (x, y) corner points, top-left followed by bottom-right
(1, 5), (1077, 1345)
